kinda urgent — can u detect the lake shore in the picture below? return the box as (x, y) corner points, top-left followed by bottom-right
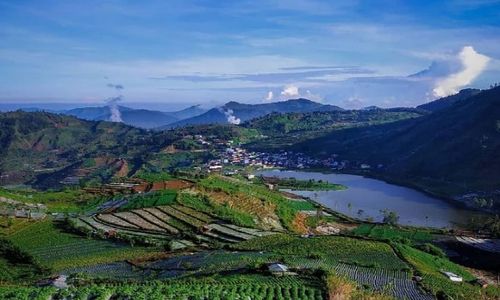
(256, 169), (489, 229)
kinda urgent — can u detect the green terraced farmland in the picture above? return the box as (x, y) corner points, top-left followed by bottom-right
(7, 220), (158, 270)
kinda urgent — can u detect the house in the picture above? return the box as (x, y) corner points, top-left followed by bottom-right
(441, 271), (463, 282)
(246, 174), (255, 180)
(38, 275), (68, 289)
(265, 183), (275, 190)
(268, 263), (289, 276)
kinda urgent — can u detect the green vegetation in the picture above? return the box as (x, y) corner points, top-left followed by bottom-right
(133, 171), (173, 182)
(352, 224), (433, 243)
(272, 177), (346, 191)
(177, 192), (255, 228)
(325, 273), (393, 300)
(7, 220), (157, 270)
(466, 214), (500, 237)
(0, 237), (46, 283)
(394, 243), (499, 299)
(199, 176), (299, 230)
(0, 274), (324, 300)
(0, 188), (99, 212)
(234, 234), (408, 270)
(285, 200), (317, 211)
(119, 190), (177, 211)
(286, 87), (500, 207)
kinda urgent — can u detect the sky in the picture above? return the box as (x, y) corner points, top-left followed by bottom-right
(0, 0), (499, 110)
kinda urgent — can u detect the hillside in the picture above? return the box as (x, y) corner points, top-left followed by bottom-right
(245, 108), (426, 150)
(290, 87), (500, 204)
(0, 111), (158, 186)
(0, 111), (254, 187)
(417, 88), (481, 112)
(163, 98), (343, 128)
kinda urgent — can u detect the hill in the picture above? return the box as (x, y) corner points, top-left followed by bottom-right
(290, 87), (500, 205)
(163, 98), (343, 129)
(244, 108), (426, 150)
(0, 111), (252, 187)
(417, 88), (480, 112)
(0, 111), (159, 186)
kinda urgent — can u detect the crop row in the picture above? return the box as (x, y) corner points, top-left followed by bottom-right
(0, 278), (324, 300)
(92, 204), (271, 244)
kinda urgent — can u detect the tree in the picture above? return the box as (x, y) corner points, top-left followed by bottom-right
(381, 209), (399, 225)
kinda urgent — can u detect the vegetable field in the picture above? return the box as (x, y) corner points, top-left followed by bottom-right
(0, 274), (325, 300)
(235, 234), (408, 270)
(7, 220), (157, 270)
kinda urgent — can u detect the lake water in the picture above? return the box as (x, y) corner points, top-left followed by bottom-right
(257, 169), (485, 229)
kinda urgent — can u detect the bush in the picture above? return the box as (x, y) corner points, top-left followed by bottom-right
(416, 243), (446, 258)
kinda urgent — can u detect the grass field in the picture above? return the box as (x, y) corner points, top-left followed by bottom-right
(7, 220), (159, 271)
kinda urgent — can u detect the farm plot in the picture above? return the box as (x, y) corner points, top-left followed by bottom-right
(172, 205), (214, 223)
(157, 205), (206, 228)
(76, 217), (167, 240)
(95, 213), (139, 230)
(63, 261), (148, 280)
(89, 205), (276, 245)
(113, 212), (167, 233)
(131, 209), (179, 234)
(7, 220), (159, 270)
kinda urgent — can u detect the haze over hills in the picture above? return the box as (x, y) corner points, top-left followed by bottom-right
(64, 105), (207, 129)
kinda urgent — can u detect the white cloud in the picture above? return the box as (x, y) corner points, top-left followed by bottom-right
(280, 84), (300, 98)
(265, 91), (274, 101)
(433, 46), (490, 97)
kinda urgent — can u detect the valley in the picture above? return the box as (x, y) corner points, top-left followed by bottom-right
(0, 88), (499, 299)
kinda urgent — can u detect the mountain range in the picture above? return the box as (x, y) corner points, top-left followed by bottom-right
(162, 99), (343, 129)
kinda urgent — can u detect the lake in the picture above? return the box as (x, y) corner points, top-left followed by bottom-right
(257, 169), (485, 229)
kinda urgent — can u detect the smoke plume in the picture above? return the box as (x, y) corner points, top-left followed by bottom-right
(219, 108), (241, 125)
(433, 46), (490, 97)
(105, 83), (124, 122)
(106, 96), (123, 122)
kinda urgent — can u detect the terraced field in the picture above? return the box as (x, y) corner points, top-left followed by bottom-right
(7, 220), (158, 270)
(76, 204), (274, 245)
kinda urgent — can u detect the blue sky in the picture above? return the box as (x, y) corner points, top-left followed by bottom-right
(0, 0), (499, 109)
